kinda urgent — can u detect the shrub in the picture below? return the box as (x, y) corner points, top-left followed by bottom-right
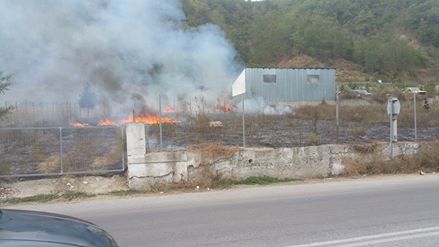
(352, 126), (366, 138)
(0, 163), (10, 175)
(310, 132), (320, 146)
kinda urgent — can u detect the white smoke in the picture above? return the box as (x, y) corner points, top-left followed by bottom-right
(0, 0), (238, 116)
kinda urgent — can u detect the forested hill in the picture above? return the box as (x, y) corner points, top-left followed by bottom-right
(182, 0), (439, 82)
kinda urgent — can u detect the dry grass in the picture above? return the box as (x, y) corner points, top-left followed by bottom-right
(189, 143), (238, 165)
(91, 147), (121, 170)
(351, 143), (379, 154)
(341, 105), (386, 123)
(0, 163), (10, 175)
(296, 103), (335, 132)
(397, 101), (439, 128)
(184, 143), (239, 188)
(38, 155), (61, 173)
(63, 139), (99, 172)
(351, 126), (366, 138)
(343, 141), (439, 175)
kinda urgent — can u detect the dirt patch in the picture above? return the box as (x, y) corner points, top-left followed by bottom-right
(0, 175), (128, 200)
(277, 54), (325, 68)
(277, 55), (370, 82)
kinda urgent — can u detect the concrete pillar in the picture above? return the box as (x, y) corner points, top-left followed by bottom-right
(126, 123), (146, 165)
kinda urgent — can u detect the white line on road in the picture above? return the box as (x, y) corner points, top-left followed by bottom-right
(337, 231), (439, 247)
(286, 226), (439, 247)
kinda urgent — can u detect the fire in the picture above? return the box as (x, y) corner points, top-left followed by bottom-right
(98, 119), (114, 126)
(121, 114), (176, 125)
(213, 102), (235, 112)
(70, 114), (177, 127)
(163, 107), (177, 113)
(70, 122), (87, 128)
(223, 104), (235, 112)
(214, 95), (235, 112)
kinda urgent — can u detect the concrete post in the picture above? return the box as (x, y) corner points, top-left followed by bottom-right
(126, 123), (146, 165)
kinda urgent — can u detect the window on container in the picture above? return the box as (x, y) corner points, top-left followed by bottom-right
(263, 74), (276, 83)
(307, 74), (320, 84)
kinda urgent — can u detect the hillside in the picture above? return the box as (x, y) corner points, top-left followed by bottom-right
(182, 0), (439, 83)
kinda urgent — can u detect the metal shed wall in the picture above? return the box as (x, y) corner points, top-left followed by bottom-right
(245, 68), (336, 102)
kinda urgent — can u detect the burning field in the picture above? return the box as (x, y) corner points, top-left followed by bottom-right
(1, 100), (439, 177)
(70, 113), (177, 128)
(2, 99), (439, 150)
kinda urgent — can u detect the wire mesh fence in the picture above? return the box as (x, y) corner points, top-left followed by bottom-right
(0, 126), (125, 178)
(144, 110), (439, 150)
(1, 99), (438, 176)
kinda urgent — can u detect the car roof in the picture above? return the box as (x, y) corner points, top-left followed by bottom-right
(0, 209), (117, 247)
(0, 239), (86, 247)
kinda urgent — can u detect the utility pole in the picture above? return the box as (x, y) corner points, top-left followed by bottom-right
(387, 97), (400, 159)
(413, 93), (417, 141)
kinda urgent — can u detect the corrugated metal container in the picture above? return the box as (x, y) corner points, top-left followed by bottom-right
(244, 68), (336, 102)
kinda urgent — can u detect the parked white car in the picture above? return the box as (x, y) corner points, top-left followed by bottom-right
(405, 87), (427, 95)
(352, 89), (373, 96)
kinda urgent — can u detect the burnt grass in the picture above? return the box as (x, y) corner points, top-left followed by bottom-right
(1, 111), (438, 176)
(0, 127), (124, 176)
(148, 113), (439, 149)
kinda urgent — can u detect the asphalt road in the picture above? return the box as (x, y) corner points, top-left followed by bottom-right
(8, 175), (439, 247)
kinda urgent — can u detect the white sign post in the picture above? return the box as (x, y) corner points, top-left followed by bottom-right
(387, 97), (400, 159)
(232, 69), (246, 147)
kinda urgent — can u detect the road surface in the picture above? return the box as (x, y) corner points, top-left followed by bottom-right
(7, 175), (439, 246)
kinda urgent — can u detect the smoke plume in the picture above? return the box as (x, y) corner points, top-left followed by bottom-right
(0, 0), (238, 115)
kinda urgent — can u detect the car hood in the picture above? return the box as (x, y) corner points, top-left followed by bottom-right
(0, 209), (118, 247)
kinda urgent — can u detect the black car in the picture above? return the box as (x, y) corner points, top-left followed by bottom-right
(0, 209), (118, 246)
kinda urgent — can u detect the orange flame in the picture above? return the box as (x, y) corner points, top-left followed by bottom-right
(163, 107), (177, 113)
(224, 105), (235, 112)
(214, 95), (235, 113)
(70, 113), (177, 127)
(213, 103), (235, 112)
(121, 114), (176, 125)
(98, 119), (115, 126)
(70, 122), (87, 128)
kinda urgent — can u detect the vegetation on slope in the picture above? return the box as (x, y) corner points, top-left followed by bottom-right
(182, 0), (439, 82)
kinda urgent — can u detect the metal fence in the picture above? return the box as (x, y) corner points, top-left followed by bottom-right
(1, 100), (438, 177)
(143, 109), (439, 150)
(0, 126), (125, 178)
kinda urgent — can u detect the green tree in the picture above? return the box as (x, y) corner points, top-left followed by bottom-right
(0, 72), (12, 119)
(182, 0), (435, 79)
(79, 83), (98, 117)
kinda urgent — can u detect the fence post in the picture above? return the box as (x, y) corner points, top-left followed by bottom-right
(336, 89), (340, 143)
(159, 95), (163, 149)
(121, 126), (126, 171)
(242, 93), (246, 147)
(59, 127), (64, 174)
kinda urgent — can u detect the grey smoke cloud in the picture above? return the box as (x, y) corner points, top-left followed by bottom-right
(0, 0), (238, 115)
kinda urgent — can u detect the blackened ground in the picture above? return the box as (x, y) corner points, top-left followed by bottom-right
(148, 114), (439, 149)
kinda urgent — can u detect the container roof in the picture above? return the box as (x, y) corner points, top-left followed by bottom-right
(246, 67), (336, 70)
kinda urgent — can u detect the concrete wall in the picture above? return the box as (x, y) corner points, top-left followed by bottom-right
(126, 124), (419, 190)
(1, 175), (128, 199)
